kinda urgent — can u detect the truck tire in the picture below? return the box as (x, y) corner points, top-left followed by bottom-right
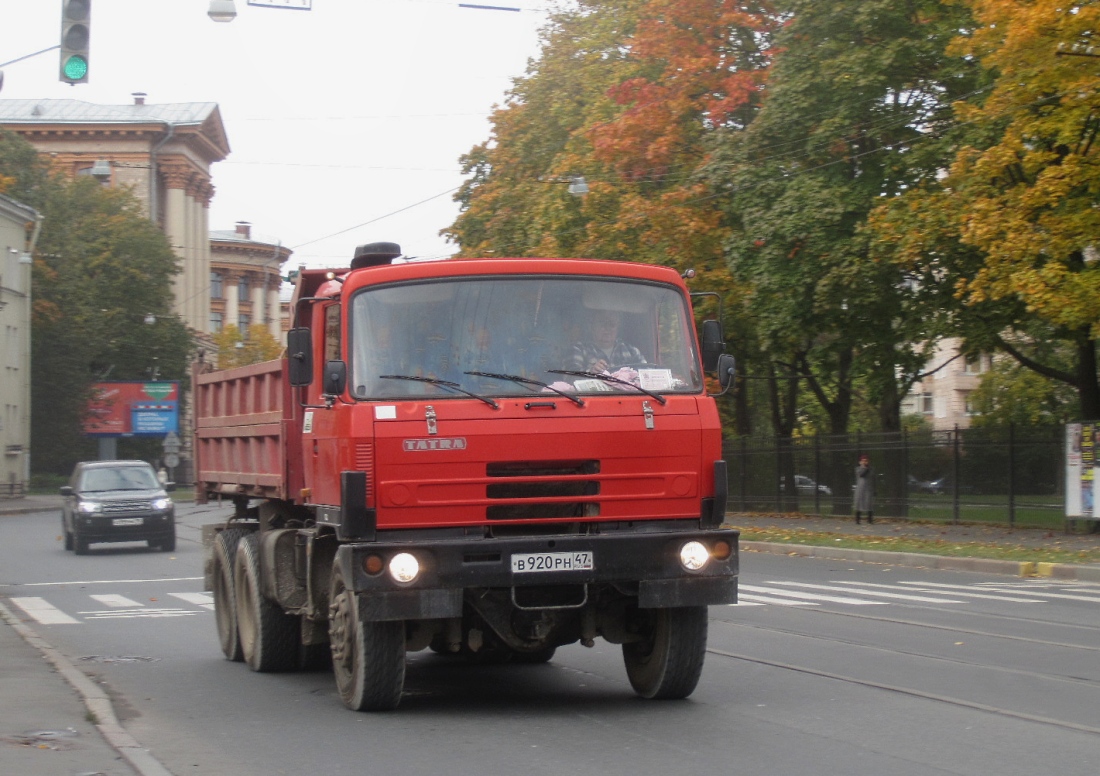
(62, 516), (73, 552)
(329, 567), (405, 711)
(73, 532), (89, 555)
(234, 532), (300, 672)
(212, 527), (251, 662)
(622, 606), (708, 700)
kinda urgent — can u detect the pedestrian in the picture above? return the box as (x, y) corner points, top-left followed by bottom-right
(854, 454), (874, 525)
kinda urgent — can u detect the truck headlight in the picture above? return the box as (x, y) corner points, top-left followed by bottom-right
(388, 552), (420, 584)
(679, 541), (710, 571)
(78, 501), (102, 515)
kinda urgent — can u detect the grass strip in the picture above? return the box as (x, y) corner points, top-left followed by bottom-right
(732, 525), (1100, 566)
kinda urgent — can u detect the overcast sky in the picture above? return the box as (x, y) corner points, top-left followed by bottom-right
(0, 0), (549, 268)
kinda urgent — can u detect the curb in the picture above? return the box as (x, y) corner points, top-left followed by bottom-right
(0, 600), (173, 776)
(741, 540), (1100, 582)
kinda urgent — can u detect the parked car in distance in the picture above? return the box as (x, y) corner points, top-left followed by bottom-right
(785, 475), (832, 496)
(60, 460), (175, 555)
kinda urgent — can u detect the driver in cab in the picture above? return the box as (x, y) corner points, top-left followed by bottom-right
(568, 308), (646, 373)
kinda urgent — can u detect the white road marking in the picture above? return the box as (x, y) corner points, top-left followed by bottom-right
(169, 592), (215, 610)
(9, 596), (81, 624)
(740, 584), (886, 606)
(90, 594), (144, 608)
(767, 581), (964, 604)
(830, 581), (1044, 603)
(735, 593), (818, 606)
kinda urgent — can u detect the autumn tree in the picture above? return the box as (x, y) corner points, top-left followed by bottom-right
(870, 0), (1100, 418)
(0, 130), (192, 474)
(213, 324), (284, 369)
(705, 0), (982, 443)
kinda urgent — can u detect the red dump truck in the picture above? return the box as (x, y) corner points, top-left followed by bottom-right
(195, 243), (738, 711)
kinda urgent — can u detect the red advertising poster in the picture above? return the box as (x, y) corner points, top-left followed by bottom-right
(83, 382), (180, 437)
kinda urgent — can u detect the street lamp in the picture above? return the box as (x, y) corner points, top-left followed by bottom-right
(208, 0), (238, 23)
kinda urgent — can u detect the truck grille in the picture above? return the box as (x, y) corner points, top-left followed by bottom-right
(485, 460), (600, 520)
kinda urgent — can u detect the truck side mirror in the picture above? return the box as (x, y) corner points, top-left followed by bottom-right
(323, 360), (347, 396)
(716, 354), (736, 391)
(287, 328), (313, 386)
(701, 320), (725, 372)
(59, 486), (73, 497)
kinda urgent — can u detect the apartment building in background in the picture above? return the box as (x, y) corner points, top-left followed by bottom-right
(210, 221), (291, 341)
(0, 194), (41, 497)
(902, 337), (993, 431)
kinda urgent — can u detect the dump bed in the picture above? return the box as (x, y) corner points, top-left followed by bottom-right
(193, 358), (298, 503)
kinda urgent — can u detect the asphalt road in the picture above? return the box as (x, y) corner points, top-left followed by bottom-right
(2, 504), (1098, 776)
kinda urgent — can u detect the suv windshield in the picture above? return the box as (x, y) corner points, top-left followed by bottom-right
(80, 466), (159, 492)
(349, 276), (701, 400)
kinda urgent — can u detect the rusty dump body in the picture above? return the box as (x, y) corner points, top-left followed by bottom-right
(195, 255), (738, 711)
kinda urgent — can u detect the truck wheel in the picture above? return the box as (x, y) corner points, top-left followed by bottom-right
(150, 534), (176, 552)
(328, 567), (405, 711)
(62, 517), (73, 552)
(622, 606), (708, 700)
(73, 532), (89, 555)
(212, 527), (251, 662)
(234, 532), (300, 672)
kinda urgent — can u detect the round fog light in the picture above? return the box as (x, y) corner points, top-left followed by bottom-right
(388, 552), (420, 583)
(679, 541), (710, 571)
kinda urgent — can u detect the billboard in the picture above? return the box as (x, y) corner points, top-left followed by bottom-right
(1065, 422), (1100, 520)
(83, 382), (180, 437)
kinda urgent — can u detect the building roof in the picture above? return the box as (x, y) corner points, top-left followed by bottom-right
(0, 98), (219, 126)
(0, 193), (40, 223)
(0, 98), (231, 162)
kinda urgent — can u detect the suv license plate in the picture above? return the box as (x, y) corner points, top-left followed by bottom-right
(112, 517), (144, 526)
(511, 552), (594, 573)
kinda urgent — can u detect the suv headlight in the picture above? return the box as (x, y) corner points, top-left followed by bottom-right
(78, 501), (102, 514)
(152, 497), (172, 511)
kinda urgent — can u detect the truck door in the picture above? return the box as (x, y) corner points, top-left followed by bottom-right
(303, 302), (345, 506)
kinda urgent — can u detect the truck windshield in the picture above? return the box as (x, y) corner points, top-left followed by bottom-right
(348, 276), (702, 400)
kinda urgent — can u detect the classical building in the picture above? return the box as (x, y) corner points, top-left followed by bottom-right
(0, 95), (230, 333)
(902, 338), (993, 431)
(210, 221), (291, 341)
(0, 194), (41, 498)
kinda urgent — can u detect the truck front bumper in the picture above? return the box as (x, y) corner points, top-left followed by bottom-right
(334, 527), (738, 621)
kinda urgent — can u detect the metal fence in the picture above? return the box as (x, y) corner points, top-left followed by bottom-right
(722, 425), (1071, 528)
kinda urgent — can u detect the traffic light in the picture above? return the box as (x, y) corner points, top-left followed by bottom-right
(59, 0), (91, 84)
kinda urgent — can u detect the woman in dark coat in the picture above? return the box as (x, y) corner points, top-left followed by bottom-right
(854, 454), (874, 524)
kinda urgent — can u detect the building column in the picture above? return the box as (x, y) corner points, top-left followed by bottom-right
(160, 165), (191, 326)
(267, 279), (282, 342)
(224, 272), (239, 331)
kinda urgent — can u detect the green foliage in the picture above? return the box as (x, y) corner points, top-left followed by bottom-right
(970, 356), (1080, 427)
(0, 131), (192, 475)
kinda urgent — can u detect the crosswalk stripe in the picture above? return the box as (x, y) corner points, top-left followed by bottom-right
(963, 588), (1100, 604)
(766, 581), (964, 603)
(9, 596), (80, 625)
(871, 581), (1045, 603)
(169, 592), (215, 610)
(736, 593), (818, 606)
(740, 584), (886, 605)
(90, 594), (144, 608)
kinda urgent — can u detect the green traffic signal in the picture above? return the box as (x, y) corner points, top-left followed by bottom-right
(59, 0), (91, 84)
(62, 54), (88, 82)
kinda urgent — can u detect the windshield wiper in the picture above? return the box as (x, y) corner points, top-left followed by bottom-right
(465, 371), (585, 407)
(379, 374), (499, 409)
(547, 369), (668, 405)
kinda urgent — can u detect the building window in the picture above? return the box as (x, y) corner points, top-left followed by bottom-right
(965, 394), (980, 416)
(239, 314), (250, 336)
(964, 353), (985, 374)
(920, 393), (934, 414)
(239, 276), (249, 298)
(210, 312), (223, 333)
(210, 272), (223, 299)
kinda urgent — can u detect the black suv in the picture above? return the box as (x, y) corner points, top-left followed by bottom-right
(60, 460), (176, 554)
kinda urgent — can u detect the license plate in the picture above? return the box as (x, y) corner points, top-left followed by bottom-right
(112, 517), (144, 526)
(511, 551), (594, 573)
